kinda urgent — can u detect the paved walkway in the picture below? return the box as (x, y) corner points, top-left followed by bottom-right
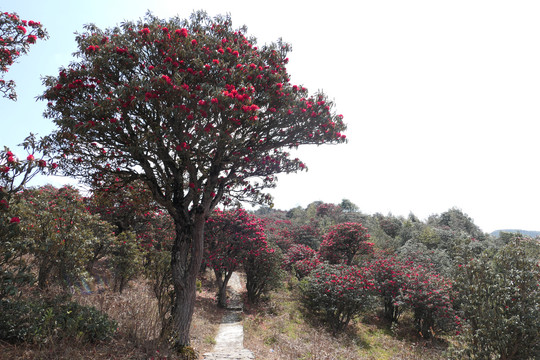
(203, 272), (254, 360)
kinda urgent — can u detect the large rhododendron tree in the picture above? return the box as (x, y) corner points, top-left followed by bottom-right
(40, 11), (346, 347)
(0, 11), (48, 100)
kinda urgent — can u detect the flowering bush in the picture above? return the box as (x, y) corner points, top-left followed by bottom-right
(319, 222), (373, 265)
(0, 11), (48, 100)
(301, 263), (374, 331)
(205, 209), (268, 307)
(283, 244), (317, 271)
(1, 138), (55, 297)
(366, 254), (409, 323)
(401, 265), (456, 338)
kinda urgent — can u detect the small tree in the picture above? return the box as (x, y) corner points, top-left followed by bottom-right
(302, 263), (374, 332)
(40, 11), (346, 346)
(283, 243), (317, 272)
(205, 208), (266, 307)
(452, 238), (540, 359)
(401, 265), (456, 339)
(367, 254), (408, 323)
(15, 185), (114, 289)
(1, 137), (55, 297)
(0, 11), (48, 100)
(319, 222), (373, 265)
(244, 242), (283, 303)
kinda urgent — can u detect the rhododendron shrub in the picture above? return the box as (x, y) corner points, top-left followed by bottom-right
(401, 264), (456, 339)
(293, 256), (321, 279)
(0, 11), (48, 100)
(319, 222), (373, 265)
(109, 231), (143, 293)
(244, 242), (283, 303)
(40, 11), (346, 346)
(367, 254), (409, 323)
(14, 185), (114, 289)
(283, 244), (317, 271)
(0, 136), (54, 298)
(263, 218), (294, 251)
(302, 263), (374, 331)
(204, 208), (267, 307)
(451, 238), (540, 359)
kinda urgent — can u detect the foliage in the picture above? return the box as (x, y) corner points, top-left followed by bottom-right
(109, 231), (143, 293)
(401, 264), (456, 339)
(319, 222), (373, 265)
(244, 242), (284, 303)
(289, 222), (322, 249)
(301, 262), (374, 331)
(0, 295), (117, 344)
(366, 253), (408, 323)
(14, 185), (114, 289)
(451, 238), (540, 359)
(0, 136), (54, 298)
(283, 244), (317, 272)
(205, 208), (267, 307)
(40, 10), (346, 346)
(0, 11), (48, 100)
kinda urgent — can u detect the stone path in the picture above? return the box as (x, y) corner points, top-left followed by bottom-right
(203, 272), (254, 360)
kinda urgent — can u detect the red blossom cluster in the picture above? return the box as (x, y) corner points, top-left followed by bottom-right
(1, 11), (48, 99)
(364, 251), (458, 337)
(319, 222), (373, 265)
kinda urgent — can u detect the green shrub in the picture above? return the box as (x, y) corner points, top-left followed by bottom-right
(245, 244), (284, 303)
(0, 296), (117, 343)
(451, 238), (540, 359)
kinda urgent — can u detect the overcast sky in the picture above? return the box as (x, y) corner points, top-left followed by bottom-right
(3, 0), (540, 233)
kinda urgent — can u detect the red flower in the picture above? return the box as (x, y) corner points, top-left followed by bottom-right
(27, 154), (35, 161)
(38, 159), (47, 167)
(27, 35), (37, 44)
(17, 26), (26, 34)
(176, 28), (188, 37)
(10, 217), (20, 224)
(141, 27), (150, 35)
(191, 39), (198, 46)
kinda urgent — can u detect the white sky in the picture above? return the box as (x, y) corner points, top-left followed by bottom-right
(2, 0), (540, 233)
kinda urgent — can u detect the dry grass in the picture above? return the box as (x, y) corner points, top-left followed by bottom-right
(0, 268), (224, 359)
(243, 277), (448, 360)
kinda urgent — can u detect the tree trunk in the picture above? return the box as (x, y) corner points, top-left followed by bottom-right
(38, 259), (53, 289)
(215, 269), (233, 308)
(170, 210), (205, 349)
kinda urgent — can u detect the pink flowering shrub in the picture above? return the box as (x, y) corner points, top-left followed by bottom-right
(301, 263), (374, 331)
(319, 222), (373, 265)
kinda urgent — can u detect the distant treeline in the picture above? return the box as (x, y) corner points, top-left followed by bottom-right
(491, 229), (540, 238)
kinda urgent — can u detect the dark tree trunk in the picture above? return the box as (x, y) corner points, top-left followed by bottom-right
(170, 210), (206, 348)
(214, 269), (233, 308)
(38, 259), (53, 289)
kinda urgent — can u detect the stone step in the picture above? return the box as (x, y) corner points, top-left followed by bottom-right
(202, 348), (254, 359)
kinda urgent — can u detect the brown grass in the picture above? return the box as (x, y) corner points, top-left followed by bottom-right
(243, 277), (448, 360)
(0, 268), (224, 359)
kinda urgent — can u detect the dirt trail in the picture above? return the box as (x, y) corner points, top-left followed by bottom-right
(203, 272), (254, 360)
